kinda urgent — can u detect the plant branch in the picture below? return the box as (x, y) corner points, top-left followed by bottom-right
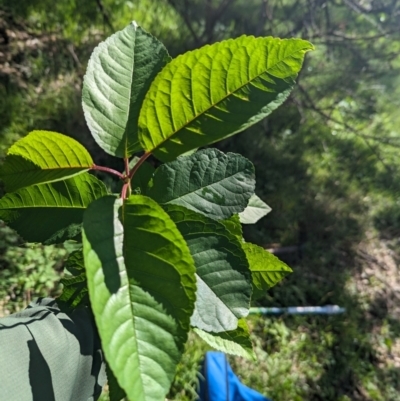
(92, 165), (124, 179)
(121, 182), (129, 200)
(94, 0), (115, 32)
(124, 157), (130, 176)
(297, 84), (395, 173)
(166, 0), (201, 45)
(129, 152), (151, 180)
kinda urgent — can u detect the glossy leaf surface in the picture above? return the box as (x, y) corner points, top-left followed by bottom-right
(0, 173), (108, 244)
(243, 242), (292, 299)
(194, 318), (256, 360)
(82, 22), (170, 157)
(139, 36), (313, 161)
(82, 195), (196, 401)
(0, 131), (93, 192)
(165, 204), (252, 332)
(239, 194), (272, 224)
(148, 149), (255, 220)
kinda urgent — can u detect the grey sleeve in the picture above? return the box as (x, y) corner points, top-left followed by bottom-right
(0, 298), (106, 401)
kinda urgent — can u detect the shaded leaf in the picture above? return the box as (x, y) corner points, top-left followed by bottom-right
(129, 156), (155, 194)
(242, 243), (292, 299)
(0, 173), (108, 244)
(194, 319), (256, 361)
(148, 148), (255, 220)
(165, 204), (252, 333)
(0, 130), (93, 192)
(82, 195), (196, 401)
(59, 250), (88, 310)
(106, 364), (126, 401)
(239, 194), (271, 224)
(82, 22), (170, 157)
(139, 36), (313, 161)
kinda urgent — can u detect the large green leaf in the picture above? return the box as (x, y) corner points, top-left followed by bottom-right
(239, 194), (272, 224)
(0, 173), (108, 244)
(0, 131), (93, 192)
(165, 204), (252, 332)
(194, 319), (256, 360)
(242, 243), (292, 299)
(82, 22), (170, 157)
(59, 250), (88, 310)
(139, 36), (313, 161)
(147, 148), (255, 220)
(82, 195), (196, 401)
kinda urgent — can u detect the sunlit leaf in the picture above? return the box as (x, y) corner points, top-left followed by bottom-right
(82, 22), (170, 157)
(239, 194), (271, 224)
(0, 131), (93, 192)
(194, 319), (256, 360)
(0, 173), (108, 244)
(82, 195), (196, 401)
(243, 242), (292, 299)
(139, 36), (313, 161)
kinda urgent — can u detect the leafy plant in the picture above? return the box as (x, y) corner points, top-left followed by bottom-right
(0, 22), (312, 401)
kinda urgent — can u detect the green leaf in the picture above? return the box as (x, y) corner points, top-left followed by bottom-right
(82, 22), (170, 158)
(0, 130), (94, 192)
(194, 319), (256, 361)
(221, 214), (243, 239)
(139, 36), (313, 161)
(242, 243), (292, 299)
(147, 148), (255, 220)
(165, 204), (252, 333)
(59, 250), (89, 310)
(82, 195), (196, 401)
(129, 156), (155, 194)
(0, 173), (108, 244)
(239, 194), (271, 224)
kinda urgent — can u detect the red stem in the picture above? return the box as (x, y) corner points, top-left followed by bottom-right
(121, 182), (129, 200)
(129, 152), (151, 179)
(124, 157), (130, 176)
(92, 164), (124, 179)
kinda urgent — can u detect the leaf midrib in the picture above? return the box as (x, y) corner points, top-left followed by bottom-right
(150, 43), (308, 152)
(165, 166), (250, 203)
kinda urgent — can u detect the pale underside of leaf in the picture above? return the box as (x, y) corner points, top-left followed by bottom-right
(239, 194), (272, 224)
(82, 195), (196, 401)
(139, 36), (314, 161)
(82, 22), (170, 157)
(0, 173), (108, 244)
(0, 130), (93, 192)
(164, 204), (252, 333)
(147, 148), (255, 220)
(193, 318), (256, 361)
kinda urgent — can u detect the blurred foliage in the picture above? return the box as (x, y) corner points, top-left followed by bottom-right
(1, 0), (400, 400)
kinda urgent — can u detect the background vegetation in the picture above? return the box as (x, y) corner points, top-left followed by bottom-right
(1, 0), (400, 400)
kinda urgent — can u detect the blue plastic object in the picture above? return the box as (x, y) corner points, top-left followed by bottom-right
(198, 352), (272, 401)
